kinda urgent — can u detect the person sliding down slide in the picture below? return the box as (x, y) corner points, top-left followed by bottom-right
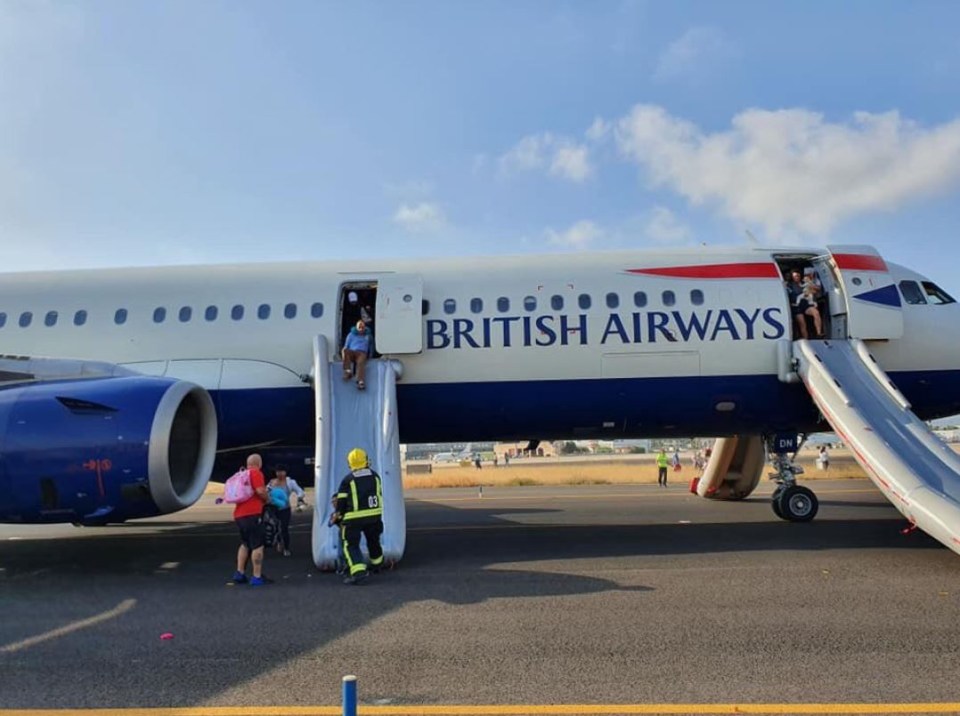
(341, 320), (373, 390)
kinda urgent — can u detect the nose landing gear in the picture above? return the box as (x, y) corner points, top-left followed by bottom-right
(767, 434), (819, 522)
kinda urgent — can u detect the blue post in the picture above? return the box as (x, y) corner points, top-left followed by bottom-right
(342, 674), (357, 716)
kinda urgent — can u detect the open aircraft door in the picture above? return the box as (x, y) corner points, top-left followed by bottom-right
(375, 274), (424, 354)
(827, 245), (903, 340)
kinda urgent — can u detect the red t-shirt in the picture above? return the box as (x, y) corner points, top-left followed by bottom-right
(233, 467), (266, 519)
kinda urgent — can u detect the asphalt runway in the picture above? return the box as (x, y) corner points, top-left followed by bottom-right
(2, 480), (960, 714)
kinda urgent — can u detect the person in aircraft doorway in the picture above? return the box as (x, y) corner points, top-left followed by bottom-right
(342, 319), (374, 390)
(656, 448), (669, 487)
(331, 448), (385, 585)
(786, 269), (824, 339)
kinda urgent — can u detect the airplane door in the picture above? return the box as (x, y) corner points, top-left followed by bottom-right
(827, 245), (903, 340)
(375, 274), (424, 354)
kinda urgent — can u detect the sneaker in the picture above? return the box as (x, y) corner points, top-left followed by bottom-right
(250, 575), (274, 586)
(283, 550), (291, 557)
(343, 571), (368, 585)
(232, 571), (248, 584)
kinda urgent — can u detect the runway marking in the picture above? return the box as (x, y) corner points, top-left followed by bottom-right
(0, 599), (136, 654)
(6, 704), (960, 715)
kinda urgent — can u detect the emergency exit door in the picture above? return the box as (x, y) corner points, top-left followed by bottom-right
(827, 245), (903, 340)
(375, 274), (424, 354)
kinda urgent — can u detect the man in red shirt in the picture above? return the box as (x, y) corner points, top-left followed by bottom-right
(232, 454), (271, 586)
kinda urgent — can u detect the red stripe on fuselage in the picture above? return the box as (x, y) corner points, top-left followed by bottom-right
(626, 263), (781, 279)
(833, 254), (888, 272)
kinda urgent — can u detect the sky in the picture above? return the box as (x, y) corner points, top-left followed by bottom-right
(2, 1), (960, 288)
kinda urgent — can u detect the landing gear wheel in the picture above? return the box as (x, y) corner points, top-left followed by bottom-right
(777, 485), (818, 522)
(771, 486), (785, 519)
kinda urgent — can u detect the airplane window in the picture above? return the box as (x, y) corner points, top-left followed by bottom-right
(523, 296), (536, 312)
(179, 306), (192, 323)
(898, 281), (926, 305)
(284, 303), (297, 319)
(19, 311), (32, 328)
(45, 311), (58, 327)
(153, 307), (167, 323)
(311, 302), (324, 318)
(578, 294), (591, 310)
(258, 304), (271, 320)
(421, 300), (430, 315)
(0, 312), (6, 328)
(114, 308), (127, 325)
(74, 310), (87, 326)
(497, 297), (510, 313)
(231, 305), (244, 321)
(443, 299), (456, 315)
(662, 290), (676, 307)
(551, 295), (564, 311)
(691, 290), (704, 306)
(922, 281), (956, 305)
(634, 291), (647, 308)
(205, 306), (218, 321)
(470, 298), (483, 314)
(606, 292), (619, 309)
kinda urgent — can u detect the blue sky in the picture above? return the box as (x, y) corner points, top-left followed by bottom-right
(2, 1), (960, 289)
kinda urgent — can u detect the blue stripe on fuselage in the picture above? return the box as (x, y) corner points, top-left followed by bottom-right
(208, 370), (960, 450)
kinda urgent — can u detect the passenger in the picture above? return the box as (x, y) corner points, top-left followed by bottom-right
(345, 291), (374, 332)
(342, 319), (373, 390)
(474, 454), (482, 470)
(332, 448), (385, 585)
(817, 445), (830, 472)
(786, 270), (823, 339)
(231, 453), (271, 586)
(267, 464), (305, 556)
(656, 448), (669, 487)
(672, 449), (682, 472)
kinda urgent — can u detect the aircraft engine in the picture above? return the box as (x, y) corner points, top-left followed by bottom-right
(0, 376), (217, 525)
(695, 435), (765, 500)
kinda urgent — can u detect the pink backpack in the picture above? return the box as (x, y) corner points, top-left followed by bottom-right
(223, 469), (254, 504)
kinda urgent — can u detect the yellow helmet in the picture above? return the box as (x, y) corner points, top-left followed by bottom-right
(347, 448), (369, 470)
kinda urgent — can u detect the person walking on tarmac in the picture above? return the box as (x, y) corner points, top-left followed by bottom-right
(331, 448), (385, 585)
(656, 448), (670, 487)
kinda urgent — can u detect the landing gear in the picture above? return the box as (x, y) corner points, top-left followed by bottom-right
(777, 484), (818, 522)
(766, 434), (820, 522)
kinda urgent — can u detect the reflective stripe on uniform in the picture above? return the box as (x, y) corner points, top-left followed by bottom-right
(350, 480), (360, 512)
(341, 507), (382, 521)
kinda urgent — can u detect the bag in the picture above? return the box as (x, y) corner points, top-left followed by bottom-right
(262, 507), (281, 548)
(673, 463), (682, 472)
(268, 486), (288, 509)
(223, 469), (254, 504)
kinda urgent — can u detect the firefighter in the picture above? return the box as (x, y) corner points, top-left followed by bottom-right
(331, 447), (384, 585)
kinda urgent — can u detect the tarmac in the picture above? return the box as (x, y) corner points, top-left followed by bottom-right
(2, 480), (960, 714)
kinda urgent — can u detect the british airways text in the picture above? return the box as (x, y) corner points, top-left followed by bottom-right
(426, 307), (786, 350)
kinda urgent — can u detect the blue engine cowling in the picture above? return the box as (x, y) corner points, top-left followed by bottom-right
(0, 376), (217, 525)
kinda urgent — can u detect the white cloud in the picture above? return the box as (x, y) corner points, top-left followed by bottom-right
(645, 207), (692, 244)
(654, 27), (738, 83)
(499, 133), (592, 183)
(393, 202), (446, 233)
(545, 220), (604, 250)
(615, 105), (960, 237)
(586, 117), (610, 142)
(550, 143), (591, 182)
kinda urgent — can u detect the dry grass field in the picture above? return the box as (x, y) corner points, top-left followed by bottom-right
(402, 453), (867, 490)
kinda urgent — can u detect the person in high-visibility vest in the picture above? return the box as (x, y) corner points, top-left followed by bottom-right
(331, 448), (384, 585)
(656, 448), (670, 487)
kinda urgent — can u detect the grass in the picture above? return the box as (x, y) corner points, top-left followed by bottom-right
(402, 454), (868, 489)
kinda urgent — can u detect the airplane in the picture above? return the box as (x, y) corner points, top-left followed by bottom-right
(2, 244), (960, 567)
(431, 444), (473, 464)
